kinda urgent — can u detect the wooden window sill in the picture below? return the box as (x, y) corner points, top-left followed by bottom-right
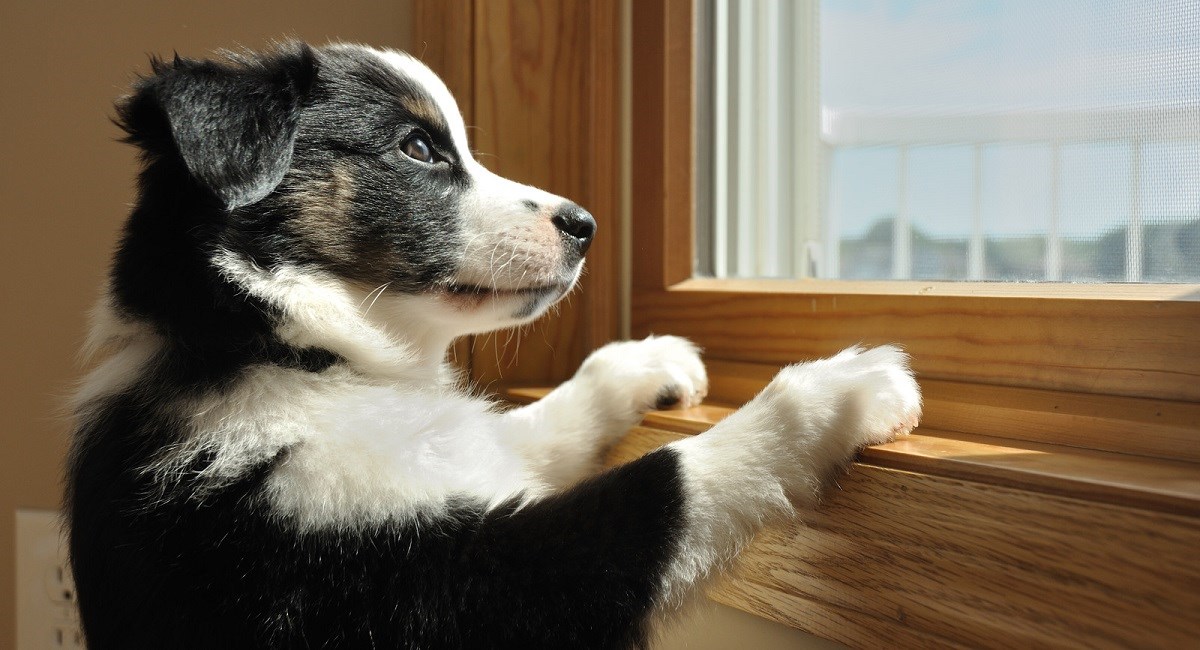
(505, 386), (1200, 647)
(506, 387), (1200, 517)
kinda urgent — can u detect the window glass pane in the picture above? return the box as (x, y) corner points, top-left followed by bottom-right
(696, 0), (1200, 282)
(980, 144), (1052, 281)
(1059, 143), (1130, 282)
(1143, 142), (1200, 281)
(909, 146), (973, 280)
(830, 147), (897, 279)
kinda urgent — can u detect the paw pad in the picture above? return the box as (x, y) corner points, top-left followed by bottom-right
(654, 387), (682, 410)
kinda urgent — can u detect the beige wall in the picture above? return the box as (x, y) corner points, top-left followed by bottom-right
(0, 1), (411, 642)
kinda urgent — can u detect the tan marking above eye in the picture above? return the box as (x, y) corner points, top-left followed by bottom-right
(399, 96), (447, 134)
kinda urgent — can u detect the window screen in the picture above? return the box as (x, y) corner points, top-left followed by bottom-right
(695, 0), (1200, 282)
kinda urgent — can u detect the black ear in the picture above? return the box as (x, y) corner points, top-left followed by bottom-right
(117, 44), (318, 210)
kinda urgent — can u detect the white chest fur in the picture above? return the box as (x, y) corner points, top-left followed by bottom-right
(166, 365), (541, 530)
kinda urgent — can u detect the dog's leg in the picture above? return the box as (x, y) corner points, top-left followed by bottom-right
(657, 344), (921, 606)
(462, 345), (918, 645)
(502, 335), (707, 488)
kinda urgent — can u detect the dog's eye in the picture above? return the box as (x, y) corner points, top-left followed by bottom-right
(401, 135), (436, 164)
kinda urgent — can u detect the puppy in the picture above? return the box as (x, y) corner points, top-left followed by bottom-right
(68, 42), (921, 649)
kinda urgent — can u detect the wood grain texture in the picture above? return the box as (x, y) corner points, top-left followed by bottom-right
(703, 359), (1200, 463)
(504, 388), (1200, 517)
(917, 379), (1200, 463)
(467, 0), (623, 388)
(631, 0), (694, 289)
(602, 426), (1200, 649)
(714, 465), (1200, 649)
(412, 0), (473, 104)
(633, 282), (1200, 402)
(682, 277), (1200, 300)
(490, 0), (1200, 643)
(868, 430), (1200, 516)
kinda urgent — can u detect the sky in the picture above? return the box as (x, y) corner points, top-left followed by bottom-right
(821, 0), (1200, 239)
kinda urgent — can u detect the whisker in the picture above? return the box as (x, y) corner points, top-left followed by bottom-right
(358, 282), (389, 309)
(508, 325), (525, 369)
(363, 282), (392, 317)
(492, 329), (503, 379)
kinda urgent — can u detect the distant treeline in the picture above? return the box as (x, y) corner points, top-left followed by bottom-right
(840, 216), (1200, 282)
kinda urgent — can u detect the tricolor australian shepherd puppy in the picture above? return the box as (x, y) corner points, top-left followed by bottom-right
(68, 42), (921, 649)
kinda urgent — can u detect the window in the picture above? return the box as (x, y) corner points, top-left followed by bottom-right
(695, 0), (1200, 283)
(631, 0), (1200, 455)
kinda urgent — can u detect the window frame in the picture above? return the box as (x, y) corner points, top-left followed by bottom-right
(630, 0), (1200, 459)
(414, 0), (624, 387)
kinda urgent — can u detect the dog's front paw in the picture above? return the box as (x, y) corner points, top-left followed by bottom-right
(844, 345), (923, 444)
(761, 344), (921, 452)
(577, 335), (708, 412)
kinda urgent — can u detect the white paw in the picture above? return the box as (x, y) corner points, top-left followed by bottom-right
(831, 345), (922, 445)
(577, 335), (708, 412)
(675, 345), (920, 514)
(761, 344), (922, 452)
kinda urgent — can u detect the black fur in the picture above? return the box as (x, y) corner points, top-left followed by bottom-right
(111, 44), (327, 384)
(104, 44), (479, 381)
(71, 367), (684, 649)
(70, 43), (688, 649)
(269, 46), (472, 288)
(117, 48), (317, 210)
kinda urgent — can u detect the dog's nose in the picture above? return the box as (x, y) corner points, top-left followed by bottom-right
(551, 203), (596, 256)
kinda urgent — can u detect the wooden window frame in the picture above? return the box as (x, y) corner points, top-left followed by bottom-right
(631, 0), (1200, 461)
(414, 0), (624, 387)
(419, 1), (1200, 646)
(624, 11), (1200, 643)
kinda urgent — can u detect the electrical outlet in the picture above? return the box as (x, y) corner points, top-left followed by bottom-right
(16, 509), (85, 649)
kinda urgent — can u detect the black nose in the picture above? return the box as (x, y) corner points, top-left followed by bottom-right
(551, 203), (596, 256)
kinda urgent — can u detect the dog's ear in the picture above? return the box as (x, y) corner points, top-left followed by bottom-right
(117, 44), (318, 210)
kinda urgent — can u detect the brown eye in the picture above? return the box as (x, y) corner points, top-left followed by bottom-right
(401, 135), (435, 163)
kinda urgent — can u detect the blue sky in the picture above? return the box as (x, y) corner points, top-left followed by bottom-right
(821, 0), (1200, 238)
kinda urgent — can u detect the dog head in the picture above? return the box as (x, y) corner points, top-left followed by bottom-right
(113, 42), (593, 367)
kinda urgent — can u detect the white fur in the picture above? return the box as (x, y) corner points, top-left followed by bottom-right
(72, 335), (163, 415)
(658, 345), (921, 607)
(160, 363), (544, 529)
(503, 335), (708, 488)
(73, 294), (164, 415)
(210, 249), (449, 384)
(370, 48), (472, 161)
(453, 164), (576, 289)
(128, 335), (714, 530)
(168, 336), (709, 527)
(375, 46), (583, 310)
(104, 347), (544, 529)
(264, 386), (536, 529)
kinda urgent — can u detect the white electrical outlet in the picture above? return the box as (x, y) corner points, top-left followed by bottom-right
(16, 509), (85, 649)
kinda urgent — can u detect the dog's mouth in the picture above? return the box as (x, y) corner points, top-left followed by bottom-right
(436, 263), (583, 314)
(442, 282), (562, 298)
(435, 282), (569, 310)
